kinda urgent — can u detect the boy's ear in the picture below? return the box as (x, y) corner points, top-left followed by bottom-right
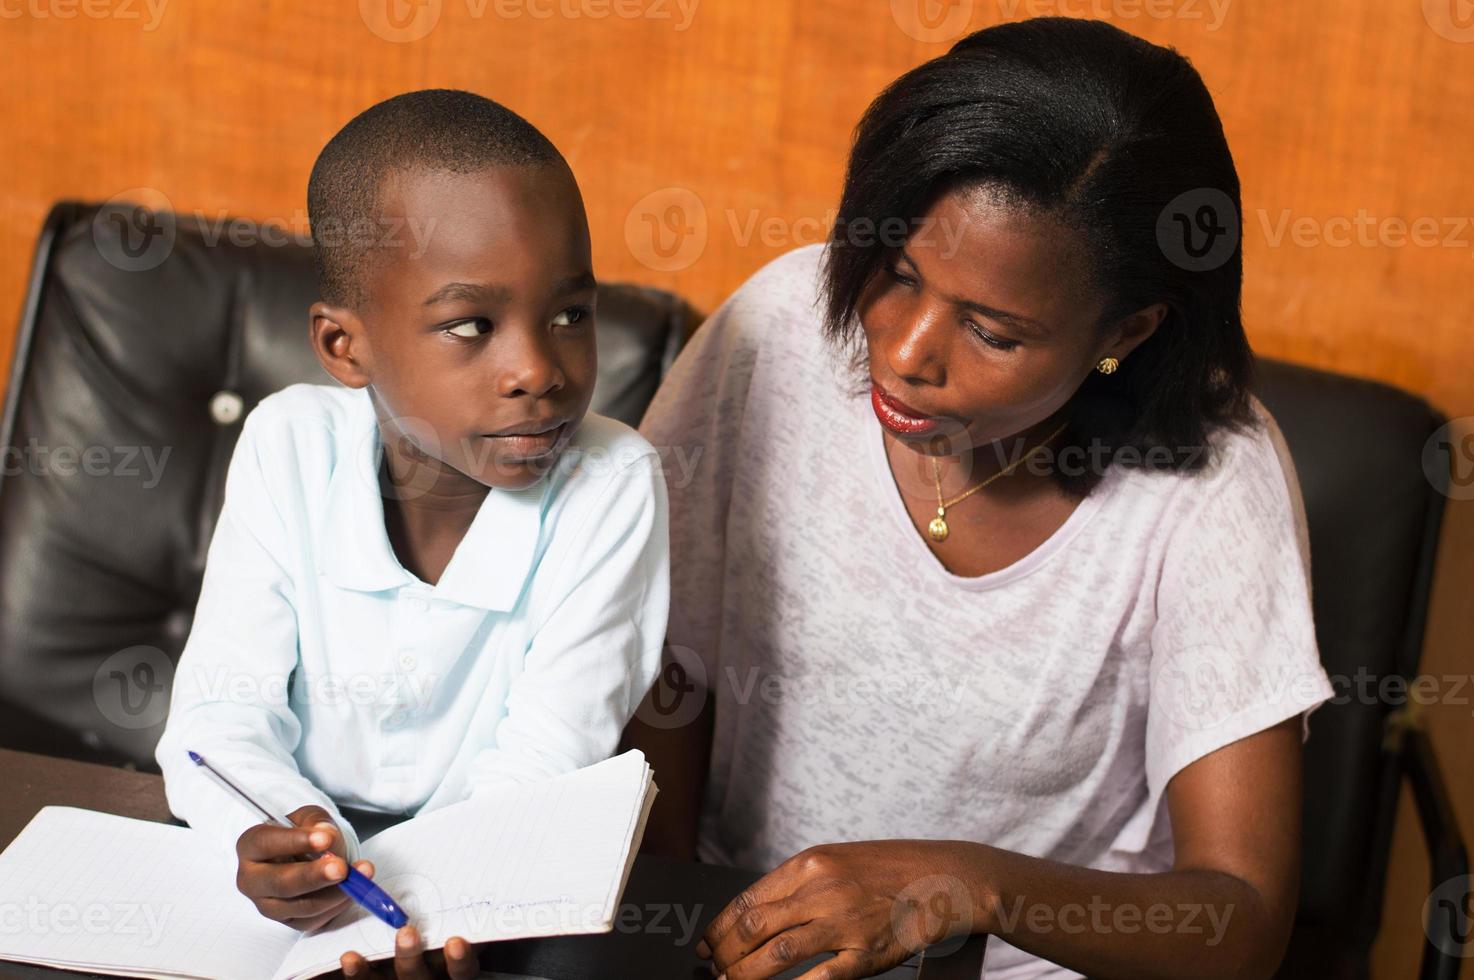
(309, 302), (372, 389)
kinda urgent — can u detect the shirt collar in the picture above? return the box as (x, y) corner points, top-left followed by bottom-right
(316, 390), (547, 611)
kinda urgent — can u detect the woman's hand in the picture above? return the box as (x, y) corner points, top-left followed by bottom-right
(697, 841), (982, 980)
(339, 926), (480, 979)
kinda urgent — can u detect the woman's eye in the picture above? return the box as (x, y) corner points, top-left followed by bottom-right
(444, 318), (492, 339)
(967, 322), (1019, 352)
(553, 306), (590, 328)
(886, 265), (918, 288)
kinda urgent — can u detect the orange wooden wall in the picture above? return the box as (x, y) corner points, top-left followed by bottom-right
(2, 2), (1471, 975)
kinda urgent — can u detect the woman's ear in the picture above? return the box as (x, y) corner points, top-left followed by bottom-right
(309, 302), (372, 389)
(1104, 302), (1168, 363)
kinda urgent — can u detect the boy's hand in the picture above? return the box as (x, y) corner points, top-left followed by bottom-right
(340, 926), (479, 979)
(236, 805), (374, 931)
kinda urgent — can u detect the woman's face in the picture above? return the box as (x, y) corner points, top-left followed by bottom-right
(859, 185), (1152, 457)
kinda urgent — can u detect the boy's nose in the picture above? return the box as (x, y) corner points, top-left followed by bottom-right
(500, 349), (566, 399)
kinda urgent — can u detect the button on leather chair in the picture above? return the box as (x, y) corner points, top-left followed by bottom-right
(0, 200), (1464, 978)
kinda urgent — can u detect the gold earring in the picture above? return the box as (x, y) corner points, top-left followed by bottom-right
(1096, 357), (1120, 375)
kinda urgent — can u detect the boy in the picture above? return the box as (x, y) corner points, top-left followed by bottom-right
(155, 90), (669, 973)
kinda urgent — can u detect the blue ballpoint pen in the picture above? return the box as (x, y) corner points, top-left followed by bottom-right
(187, 750), (409, 929)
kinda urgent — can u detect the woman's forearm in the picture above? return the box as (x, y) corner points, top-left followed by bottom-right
(947, 841), (1287, 980)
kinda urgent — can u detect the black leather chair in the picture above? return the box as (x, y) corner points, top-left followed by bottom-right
(1254, 363), (1467, 980)
(0, 200), (1465, 979)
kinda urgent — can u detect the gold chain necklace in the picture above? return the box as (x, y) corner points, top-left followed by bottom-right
(927, 421), (1069, 543)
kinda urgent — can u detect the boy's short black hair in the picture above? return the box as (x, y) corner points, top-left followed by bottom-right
(307, 88), (564, 309)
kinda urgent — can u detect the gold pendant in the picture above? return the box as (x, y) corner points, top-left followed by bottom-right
(928, 508), (950, 542)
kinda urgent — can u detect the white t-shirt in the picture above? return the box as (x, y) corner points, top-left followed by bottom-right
(639, 245), (1336, 979)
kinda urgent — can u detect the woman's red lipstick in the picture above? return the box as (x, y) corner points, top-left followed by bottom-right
(870, 383), (942, 436)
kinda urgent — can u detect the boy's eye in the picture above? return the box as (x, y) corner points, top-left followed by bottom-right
(444, 318), (492, 338)
(553, 306), (590, 328)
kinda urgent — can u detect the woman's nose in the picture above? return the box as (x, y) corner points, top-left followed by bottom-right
(883, 303), (947, 387)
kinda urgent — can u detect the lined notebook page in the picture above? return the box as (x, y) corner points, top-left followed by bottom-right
(0, 752), (654, 980)
(276, 751), (656, 980)
(0, 807), (298, 979)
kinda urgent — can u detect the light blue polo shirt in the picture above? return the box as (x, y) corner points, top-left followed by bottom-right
(155, 383), (669, 858)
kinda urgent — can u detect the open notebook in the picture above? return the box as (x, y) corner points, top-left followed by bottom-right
(0, 750), (656, 980)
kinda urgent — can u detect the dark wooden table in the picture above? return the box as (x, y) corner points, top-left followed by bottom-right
(0, 749), (986, 979)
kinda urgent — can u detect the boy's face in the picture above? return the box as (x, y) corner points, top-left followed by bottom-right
(318, 163), (598, 494)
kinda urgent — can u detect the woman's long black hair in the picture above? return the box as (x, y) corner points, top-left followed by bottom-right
(822, 17), (1257, 497)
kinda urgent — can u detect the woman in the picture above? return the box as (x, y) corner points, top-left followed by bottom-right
(631, 17), (1334, 980)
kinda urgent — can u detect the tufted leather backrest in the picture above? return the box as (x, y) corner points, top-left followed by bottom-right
(0, 200), (693, 767)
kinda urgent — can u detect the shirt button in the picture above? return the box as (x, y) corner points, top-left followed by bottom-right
(388, 710), (407, 727)
(399, 654), (417, 671)
(407, 597), (428, 613)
